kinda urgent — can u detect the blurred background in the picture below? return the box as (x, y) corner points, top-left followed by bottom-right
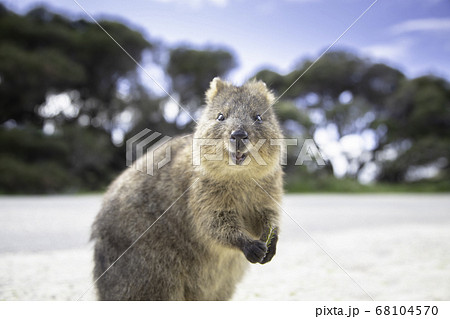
(1, 0), (450, 302)
(1, 0), (449, 194)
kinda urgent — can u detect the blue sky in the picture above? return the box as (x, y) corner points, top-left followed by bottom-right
(5, 0), (450, 85)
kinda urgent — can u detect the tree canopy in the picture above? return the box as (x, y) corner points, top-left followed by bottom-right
(0, 4), (448, 193)
(256, 51), (449, 186)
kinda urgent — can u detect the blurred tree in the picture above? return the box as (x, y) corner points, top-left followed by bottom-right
(1, 4), (448, 193)
(0, 5), (240, 193)
(0, 127), (72, 193)
(256, 52), (375, 177)
(255, 51), (450, 184)
(376, 76), (450, 182)
(0, 4), (152, 128)
(166, 46), (236, 120)
(0, 5), (155, 193)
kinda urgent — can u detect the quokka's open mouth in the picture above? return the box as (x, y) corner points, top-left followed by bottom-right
(230, 151), (248, 165)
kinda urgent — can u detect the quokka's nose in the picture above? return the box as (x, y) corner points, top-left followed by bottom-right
(230, 129), (248, 140)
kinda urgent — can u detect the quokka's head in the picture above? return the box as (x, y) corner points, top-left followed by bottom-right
(193, 77), (284, 178)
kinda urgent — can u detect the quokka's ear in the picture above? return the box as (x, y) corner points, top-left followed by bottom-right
(247, 79), (275, 105)
(206, 77), (230, 104)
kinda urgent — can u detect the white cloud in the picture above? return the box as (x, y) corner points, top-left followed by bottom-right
(391, 18), (450, 35)
(361, 38), (413, 61)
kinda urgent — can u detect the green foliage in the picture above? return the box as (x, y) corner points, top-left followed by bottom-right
(358, 63), (404, 106)
(374, 76), (450, 182)
(0, 4), (448, 194)
(253, 69), (287, 94)
(0, 5), (240, 193)
(383, 76), (450, 140)
(0, 5), (151, 124)
(60, 124), (118, 190)
(297, 51), (368, 99)
(286, 176), (450, 193)
(0, 5), (152, 193)
(256, 51), (449, 187)
(0, 155), (72, 194)
(0, 127), (71, 193)
(0, 125), (117, 193)
(167, 47), (236, 106)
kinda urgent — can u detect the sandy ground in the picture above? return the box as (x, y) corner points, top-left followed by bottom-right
(0, 194), (449, 301)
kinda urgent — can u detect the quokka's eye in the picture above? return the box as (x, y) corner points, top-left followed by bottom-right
(255, 114), (262, 123)
(217, 113), (225, 121)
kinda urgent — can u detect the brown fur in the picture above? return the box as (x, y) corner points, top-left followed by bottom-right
(91, 78), (284, 300)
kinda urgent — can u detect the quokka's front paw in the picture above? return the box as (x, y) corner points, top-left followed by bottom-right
(242, 240), (268, 263)
(260, 233), (278, 264)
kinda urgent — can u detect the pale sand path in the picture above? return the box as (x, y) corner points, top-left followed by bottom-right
(0, 194), (449, 300)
